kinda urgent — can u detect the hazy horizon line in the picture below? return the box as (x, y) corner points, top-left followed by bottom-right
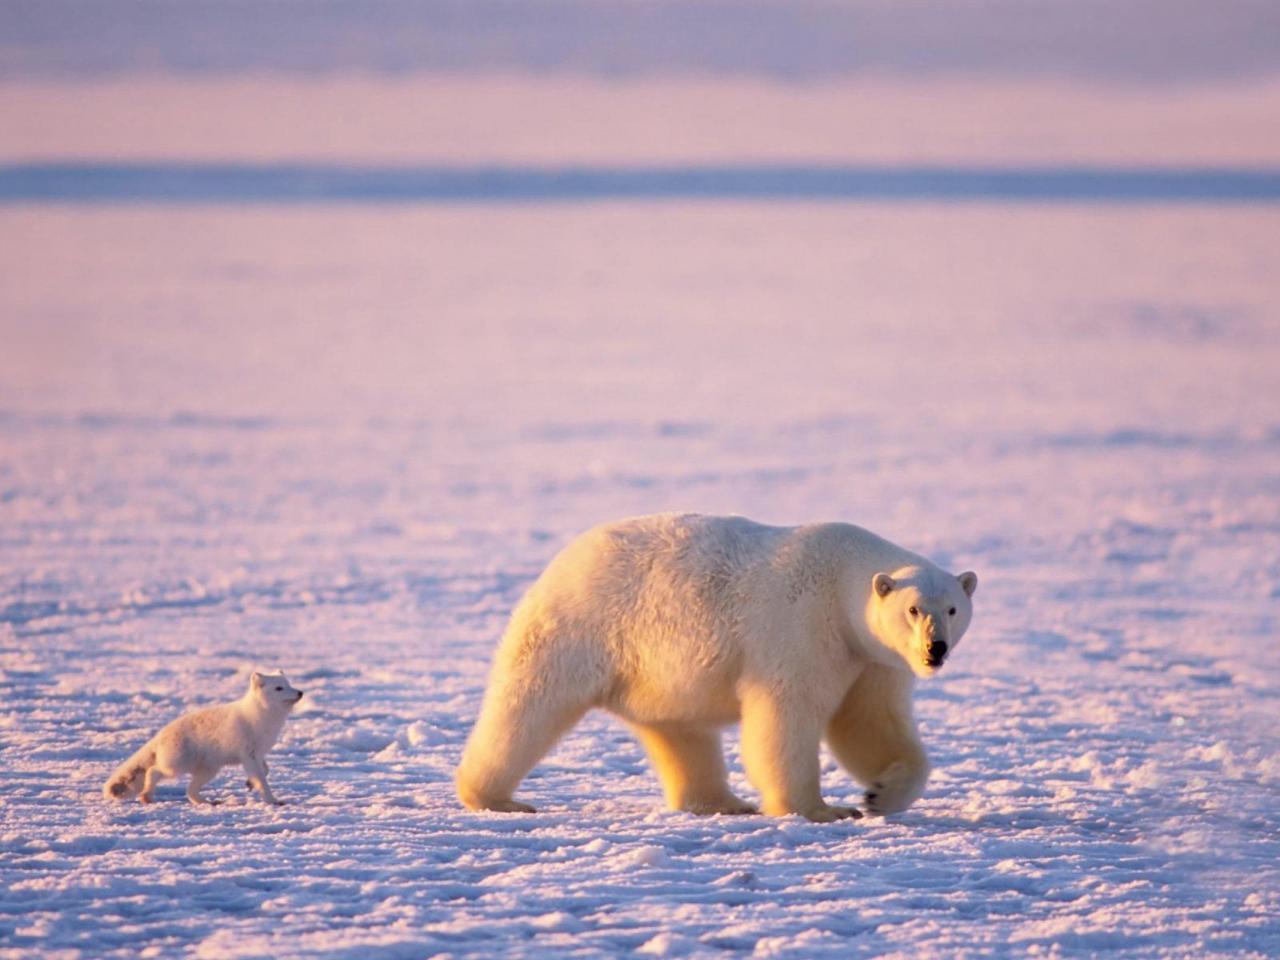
(3, 162), (1280, 205)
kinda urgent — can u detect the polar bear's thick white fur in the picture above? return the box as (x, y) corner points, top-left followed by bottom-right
(456, 513), (977, 821)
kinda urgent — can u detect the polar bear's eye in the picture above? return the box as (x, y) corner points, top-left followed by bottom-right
(949, 607), (957, 616)
(908, 606), (919, 617)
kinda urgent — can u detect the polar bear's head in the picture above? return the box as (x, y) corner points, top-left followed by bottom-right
(866, 565), (977, 678)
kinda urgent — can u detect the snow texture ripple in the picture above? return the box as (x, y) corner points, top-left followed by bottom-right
(2, 202), (1279, 958)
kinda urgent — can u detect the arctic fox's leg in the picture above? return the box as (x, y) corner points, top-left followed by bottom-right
(631, 722), (756, 815)
(245, 760), (269, 791)
(244, 756), (282, 805)
(186, 767), (221, 805)
(139, 766), (165, 803)
(740, 687), (860, 822)
(825, 666), (930, 816)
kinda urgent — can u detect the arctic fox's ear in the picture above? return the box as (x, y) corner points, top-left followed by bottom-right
(957, 571), (978, 597)
(873, 573), (896, 598)
(251, 671), (263, 687)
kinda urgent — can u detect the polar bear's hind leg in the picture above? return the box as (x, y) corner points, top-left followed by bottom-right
(631, 722), (757, 815)
(456, 689), (590, 812)
(455, 624), (605, 813)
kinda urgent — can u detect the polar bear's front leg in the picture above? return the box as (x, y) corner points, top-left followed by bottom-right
(631, 723), (757, 815)
(825, 666), (930, 816)
(740, 688), (861, 822)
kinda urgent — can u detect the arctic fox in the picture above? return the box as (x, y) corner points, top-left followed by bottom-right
(103, 671), (303, 805)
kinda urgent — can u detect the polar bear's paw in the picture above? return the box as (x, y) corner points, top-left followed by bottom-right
(803, 803), (863, 823)
(480, 798), (537, 814)
(683, 796), (759, 816)
(457, 780), (538, 813)
(863, 761), (926, 816)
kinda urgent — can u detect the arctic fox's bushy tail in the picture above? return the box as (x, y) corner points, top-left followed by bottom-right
(103, 743), (155, 801)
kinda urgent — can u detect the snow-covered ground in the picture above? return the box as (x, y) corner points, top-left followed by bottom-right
(3, 2), (1280, 954)
(2, 199), (1278, 958)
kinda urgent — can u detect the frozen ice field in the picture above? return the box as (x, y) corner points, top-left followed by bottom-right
(1, 196), (1278, 958)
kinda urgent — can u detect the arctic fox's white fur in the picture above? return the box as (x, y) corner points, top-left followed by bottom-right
(103, 671), (303, 805)
(456, 513), (977, 821)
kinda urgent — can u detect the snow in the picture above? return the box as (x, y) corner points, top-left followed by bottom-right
(2, 198), (1277, 958)
(2, 4), (1280, 955)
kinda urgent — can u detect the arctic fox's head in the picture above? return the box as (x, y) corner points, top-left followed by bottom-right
(865, 565), (977, 678)
(249, 671), (304, 710)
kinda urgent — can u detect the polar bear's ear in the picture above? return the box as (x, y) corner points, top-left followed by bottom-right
(873, 573), (896, 598)
(957, 571), (978, 597)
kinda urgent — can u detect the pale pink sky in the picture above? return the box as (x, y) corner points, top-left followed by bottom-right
(4, 74), (1280, 167)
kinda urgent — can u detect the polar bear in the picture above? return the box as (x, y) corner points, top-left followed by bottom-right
(455, 513), (976, 821)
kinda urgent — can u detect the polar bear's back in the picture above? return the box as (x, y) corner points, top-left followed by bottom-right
(492, 514), (791, 720)
(518, 512), (782, 634)
(513, 512), (913, 643)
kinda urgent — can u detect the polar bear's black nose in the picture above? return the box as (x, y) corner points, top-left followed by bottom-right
(928, 640), (948, 662)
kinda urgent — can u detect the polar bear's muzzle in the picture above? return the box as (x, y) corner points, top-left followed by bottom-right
(926, 640), (948, 668)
